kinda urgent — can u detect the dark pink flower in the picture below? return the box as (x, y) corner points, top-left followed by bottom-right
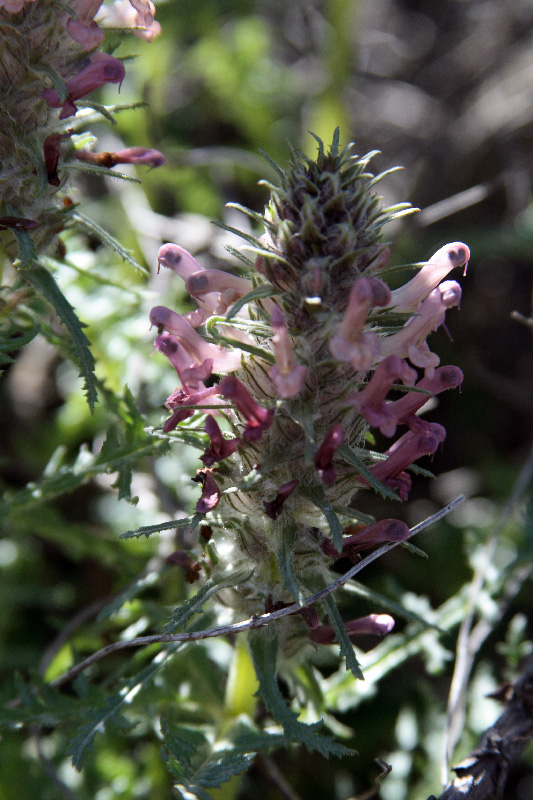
(219, 376), (275, 441)
(200, 416), (239, 467)
(384, 365), (464, 428)
(43, 132), (72, 186)
(310, 614), (395, 644)
(322, 518), (410, 560)
(42, 52), (125, 119)
(369, 430), (441, 499)
(263, 479), (299, 520)
(314, 424), (344, 485)
(350, 356), (417, 437)
(153, 332), (213, 390)
(194, 470), (220, 514)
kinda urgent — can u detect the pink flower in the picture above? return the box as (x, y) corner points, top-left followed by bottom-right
(150, 306), (242, 373)
(322, 518), (410, 560)
(268, 306), (308, 399)
(369, 429), (441, 499)
(263, 479), (299, 520)
(42, 52), (125, 119)
(161, 385), (221, 433)
(314, 424), (344, 485)
(76, 147), (165, 168)
(350, 356), (417, 437)
(219, 376), (275, 441)
(97, 0), (161, 41)
(66, 18), (105, 50)
(0, 0), (35, 11)
(157, 244), (220, 319)
(386, 242), (470, 313)
(310, 614), (395, 644)
(200, 416), (239, 467)
(185, 269), (253, 315)
(329, 276), (391, 371)
(193, 470), (220, 514)
(380, 280), (462, 376)
(384, 365), (464, 428)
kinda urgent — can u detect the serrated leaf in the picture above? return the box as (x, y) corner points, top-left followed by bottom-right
(276, 526), (303, 604)
(249, 628), (355, 758)
(120, 514), (201, 540)
(68, 642), (184, 769)
(164, 565), (253, 632)
(161, 720), (255, 800)
(322, 595), (364, 680)
(338, 443), (401, 501)
(19, 262), (98, 411)
(72, 210), (148, 274)
(65, 162), (141, 183)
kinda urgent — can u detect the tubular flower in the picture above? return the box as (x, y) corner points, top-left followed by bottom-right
(314, 424), (344, 485)
(219, 376), (275, 441)
(263, 480), (299, 520)
(310, 614), (395, 644)
(385, 242), (470, 313)
(350, 356), (417, 437)
(269, 305), (308, 398)
(42, 51), (126, 119)
(149, 132), (467, 660)
(322, 518), (410, 560)
(329, 276), (392, 372)
(380, 280), (462, 376)
(200, 416), (240, 468)
(76, 146), (165, 168)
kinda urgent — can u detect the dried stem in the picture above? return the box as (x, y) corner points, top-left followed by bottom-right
(48, 495), (464, 691)
(431, 656), (533, 800)
(442, 445), (533, 784)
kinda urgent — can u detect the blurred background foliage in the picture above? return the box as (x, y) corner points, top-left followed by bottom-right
(1, 0), (533, 798)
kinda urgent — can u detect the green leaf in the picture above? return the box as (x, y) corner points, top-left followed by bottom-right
(164, 566), (254, 632)
(249, 628), (355, 758)
(288, 402), (316, 464)
(68, 644), (184, 769)
(338, 443), (401, 501)
(301, 485), (344, 553)
(120, 515), (201, 540)
(276, 526), (304, 604)
(322, 595), (364, 680)
(19, 262), (98, 411)
(72, 210), (148, 274)
(225, 283), (277, 321)
(161, 720), (255, 800)
(65, 162), (142, 183)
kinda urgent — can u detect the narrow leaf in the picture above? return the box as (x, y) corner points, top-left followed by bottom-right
(322, 595), (364, 680)
(20, 263), (98, 410)
(72, 211), (148, 274)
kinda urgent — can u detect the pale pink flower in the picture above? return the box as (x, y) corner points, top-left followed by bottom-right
(350, 355), (417, 437)
(268, 305), (308, 399)
(380, 280), (462, 377)
(329, 276), (391, 371)
(385, 242), (470, 313)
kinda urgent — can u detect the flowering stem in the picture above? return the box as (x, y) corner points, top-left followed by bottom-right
(45, 495), (465, 691)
